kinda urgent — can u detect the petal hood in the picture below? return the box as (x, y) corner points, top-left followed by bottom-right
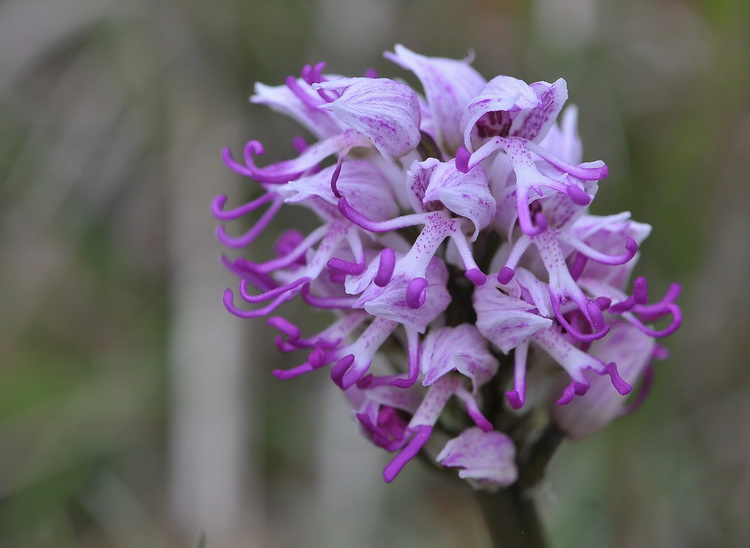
(314, 77), (422, 160)
(385, 44), (486, 153)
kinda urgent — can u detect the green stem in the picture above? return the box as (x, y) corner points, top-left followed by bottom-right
(475, 424), (564, 547)
(476, 483), (547, 548)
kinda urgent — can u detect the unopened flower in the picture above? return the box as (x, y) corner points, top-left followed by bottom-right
(437, 427), (518, 491)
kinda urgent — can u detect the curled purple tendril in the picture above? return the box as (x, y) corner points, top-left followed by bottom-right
(383, 425), (433, 483)
(327, 256), (366, 275)
(211, 192), (275, 221)
(292, 136), (308, 153)
(406, 277), (428, 309)
(568, 253), (588, 281)
(550, 292), (610, 343)
(267, 316), (300, 341)
(286, 75), (322, 109)
(525, 141), (609, 181)
(634, 277), (648, 304)
(220, 255), (276, 292)
(222, 140), (309, 184)
(604, 362), (632, 396)
(301, 62), (326, 85)
(330, 156), (344, 198)
(223, 286), (296, 319)
(609, 281), (682, 337)
(461, 395), (493, 432)
(272, 362), (316, 380)
(214, 195), (284, 248)
(619, 363), (654, 417)
(331, 354), (365, 389)
(556, 379), (591, 405)
(239, 277), (309, 304)
(300, 285), (357, 309)
(375, 248), (396, 287)
(338, 196), (377, 231)
(520, 211), (547, 237)
(506, 390), (524, 410)
(565, 184), (591, 205)
(455, 146), (471, 173)
(465, 268), (488, 286)
(586, 301), (606, 330)
(497, 266), (515, 285)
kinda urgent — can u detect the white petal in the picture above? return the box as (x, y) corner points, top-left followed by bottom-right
(315, 77), (421, 160)
(386, 44), (486, 152)
(474, 283), (553, 353)
(420, 325), (499, 388)
(423, 160), (496, 239)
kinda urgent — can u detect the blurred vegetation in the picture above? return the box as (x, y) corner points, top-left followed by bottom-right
(1, 0), (749, 546)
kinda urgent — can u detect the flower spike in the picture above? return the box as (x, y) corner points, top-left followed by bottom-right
(215, 46), (682, 491)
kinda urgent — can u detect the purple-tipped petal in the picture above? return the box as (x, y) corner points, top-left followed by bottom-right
(634, 277), (648, 304)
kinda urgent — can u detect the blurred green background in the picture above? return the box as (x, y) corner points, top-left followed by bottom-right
(1, 0), (749, 546)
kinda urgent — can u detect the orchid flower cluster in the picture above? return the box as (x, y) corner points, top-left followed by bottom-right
(214, 45), (681, 491)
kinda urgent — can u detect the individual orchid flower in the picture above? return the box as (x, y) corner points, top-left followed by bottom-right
(456, 78), (607, 236)
(461, 76), (566, 148)
(355, 326), (500, 483)
(383, 374), (494, 482)
(474, 267), (631, 409)
(337, 158), (492, 294)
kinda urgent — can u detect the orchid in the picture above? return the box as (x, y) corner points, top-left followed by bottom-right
(213, 44), (681, 525)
